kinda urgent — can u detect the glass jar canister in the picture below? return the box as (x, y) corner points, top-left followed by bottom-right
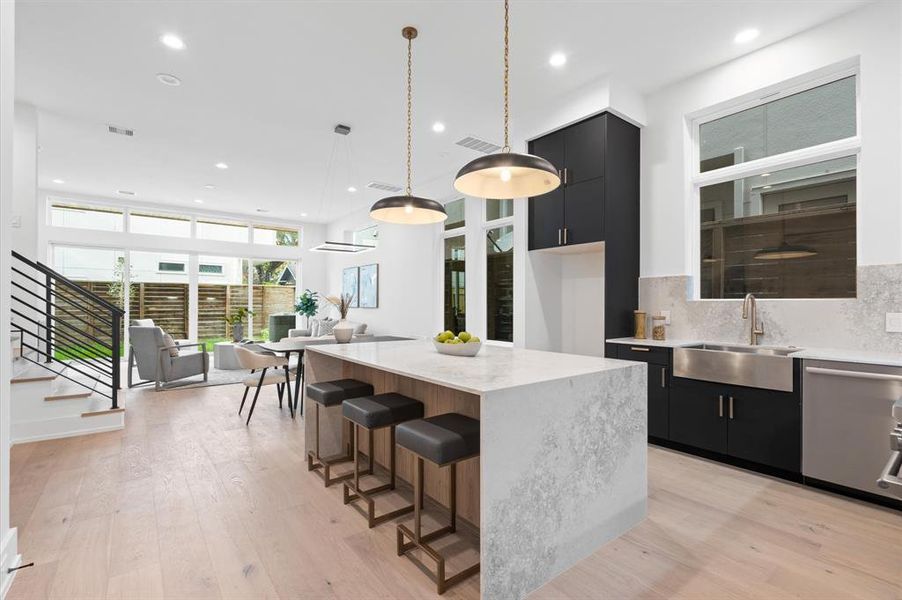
(652, 314), (666, 341)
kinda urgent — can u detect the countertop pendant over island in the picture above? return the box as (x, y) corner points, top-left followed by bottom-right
(303, 339), (647, 600)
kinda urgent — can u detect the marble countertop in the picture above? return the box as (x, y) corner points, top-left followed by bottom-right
(305, 339), (641, 395)
(606, 337), (902, 367)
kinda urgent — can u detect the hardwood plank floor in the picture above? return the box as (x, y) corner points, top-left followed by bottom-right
(8, 382), (902, 599)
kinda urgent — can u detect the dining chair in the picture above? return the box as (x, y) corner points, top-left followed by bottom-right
(234, 346), (294, 425)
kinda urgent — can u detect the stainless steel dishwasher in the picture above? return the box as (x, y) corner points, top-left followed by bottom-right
(803, 359), (902, 501)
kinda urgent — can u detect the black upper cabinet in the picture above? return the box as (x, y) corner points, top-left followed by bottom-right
(527, 134), (565, 249)
(563, 115), (606, 184)
(562, 178), (604, 246)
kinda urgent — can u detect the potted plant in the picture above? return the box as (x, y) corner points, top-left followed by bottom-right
(324, 293), (354, 343)
(294, 289), (319, 331)
(225, 307), (254, 342)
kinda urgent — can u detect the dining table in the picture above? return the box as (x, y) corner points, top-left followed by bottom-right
(258, 335), (413, 415)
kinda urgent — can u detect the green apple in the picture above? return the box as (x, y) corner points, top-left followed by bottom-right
(469, 336), (480, 343)
(436, 331), (454, 342)
(458, 331), (472, 343)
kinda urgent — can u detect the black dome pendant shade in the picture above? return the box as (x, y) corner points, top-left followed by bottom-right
(370, 26), (447, 225)
(453, 0), (560, 199)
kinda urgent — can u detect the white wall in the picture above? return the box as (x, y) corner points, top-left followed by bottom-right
(641, 0), (902, 279)
(0, 1), (19, 594)
(11, 103), (37, 259)
(324, 207), (441, 338)
(560, 249), (605, 357)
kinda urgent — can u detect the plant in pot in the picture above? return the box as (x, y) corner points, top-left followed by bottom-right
(294, 289), (319, 333)
(324, 293), (354, 343)
(224, 307), (254, 342)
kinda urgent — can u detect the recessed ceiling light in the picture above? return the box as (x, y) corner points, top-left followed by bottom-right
(300, 212), (308, 217)
(156, 73), (182, 86)
(215, 162), (228, 170)
(117, 190), (136, 196)
(255, 208), (269, 213)
(347, 186), (357, 193)
(761, 173), (771, 177)
(160, 33), (186, 50)
(194, 198), (204, 204)
(734, 28), (760, 44)
(549, 52), (567, 67)
(51, 178), (65, 184)
(203, 184), (216, 189)
(432, 121), (446, 133)
(762, 185), (773, 190)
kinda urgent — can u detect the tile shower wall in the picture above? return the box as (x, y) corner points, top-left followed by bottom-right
(640, 264), (902, 353)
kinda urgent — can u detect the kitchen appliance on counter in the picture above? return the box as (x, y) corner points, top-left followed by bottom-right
(803, 360), (902, 505)
(878, 398), (902, 498)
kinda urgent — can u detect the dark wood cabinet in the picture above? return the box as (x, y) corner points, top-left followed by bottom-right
(670, 376), (801, 473)
(616, 344), (669, 441)
(528, 111), (639, 344)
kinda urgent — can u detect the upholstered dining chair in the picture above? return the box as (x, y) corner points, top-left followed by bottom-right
(234, 346), (294, 425)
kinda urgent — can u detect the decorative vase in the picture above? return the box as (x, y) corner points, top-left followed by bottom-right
(232, 323), (244, 342)
(333, 319), (354, 343)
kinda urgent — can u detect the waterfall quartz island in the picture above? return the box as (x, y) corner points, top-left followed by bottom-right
(303, 339), (647, 600)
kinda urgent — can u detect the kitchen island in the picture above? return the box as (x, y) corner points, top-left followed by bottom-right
(304, 339), (647, 600)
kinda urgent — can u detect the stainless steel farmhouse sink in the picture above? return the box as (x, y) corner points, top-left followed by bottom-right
(673, 343), (801, 392)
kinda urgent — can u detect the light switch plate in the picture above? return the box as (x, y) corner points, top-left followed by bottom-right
(886, 313), (902, 333)
(660, 310), (672, 325)
(10, 215), (20, 228)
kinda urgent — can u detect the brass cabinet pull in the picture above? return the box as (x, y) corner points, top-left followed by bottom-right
(718, 395), (724, 418)
(563, 228), (568, 244)
(661, 368), (666, 388)
(729, 396), (735, 420)
(629, 347), (650, 352)
(558, 229), (562, 245)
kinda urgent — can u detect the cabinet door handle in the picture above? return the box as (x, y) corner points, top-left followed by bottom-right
(560, 167), (569, 185)
(563, 228), (569, 244)
(718, 395), (724, 418)
(661, 368), (666, 388)
(558, 229), (562, 245)
(728, 396), (734, 420)
(629, 347), (650, 352)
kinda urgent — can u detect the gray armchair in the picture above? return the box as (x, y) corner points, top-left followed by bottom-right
(128, 325), (208, 390)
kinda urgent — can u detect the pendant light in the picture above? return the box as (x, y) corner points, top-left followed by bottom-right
(370, 27), (447, 225)
(453, 0), (560, 199)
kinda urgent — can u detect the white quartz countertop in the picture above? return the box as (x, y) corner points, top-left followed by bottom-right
(607, 337), (902, 367)
(305, 339), (640, 395)
(606, 337), (702, 348)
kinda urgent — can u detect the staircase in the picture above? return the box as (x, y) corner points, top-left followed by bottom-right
(9, 251), (125, 443)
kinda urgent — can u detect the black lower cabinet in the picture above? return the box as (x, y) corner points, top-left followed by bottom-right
(669, 378), (727, 454)
(647, 364), (669, 440)
(670, 377), (801, 474)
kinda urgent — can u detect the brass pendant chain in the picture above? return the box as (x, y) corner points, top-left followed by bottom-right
(406, 33), (413, 196)
(502, 0), (510, 153)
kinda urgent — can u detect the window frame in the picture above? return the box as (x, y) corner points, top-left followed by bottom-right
(482, 210), (514, 346)
(686, 62), (861, 301)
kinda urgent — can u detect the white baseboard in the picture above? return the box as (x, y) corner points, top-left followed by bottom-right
(11, 412), (124, 445)
(0, 528), (20, 600)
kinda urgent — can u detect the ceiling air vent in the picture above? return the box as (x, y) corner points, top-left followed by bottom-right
(108, 125), (134, 137)
(456, 135), (501, 154)
(366, 181), (403, 193)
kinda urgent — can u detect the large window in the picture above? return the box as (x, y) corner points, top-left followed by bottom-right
(50, 202), (123, 232)
(130, 211), (191, 237)
(486, 225), (514, 342)
(196, 219), (249, 243)
(695, 72), (858, 299)
(253, 224), (299, 246)
(444, 236), (466, 333)
(130, 251), (190, 340)
(445, 198), (465, 231)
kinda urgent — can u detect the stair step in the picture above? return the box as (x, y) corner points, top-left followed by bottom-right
(81, 394), (125, 418)
(45, 380), (96, 401)
(11, 364), (60, 384)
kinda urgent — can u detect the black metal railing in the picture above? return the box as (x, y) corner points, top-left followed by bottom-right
(10, 250), (123, 408)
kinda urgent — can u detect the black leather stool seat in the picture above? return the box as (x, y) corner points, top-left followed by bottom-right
(343, 393), (424, 429)
(306, 379), (374, 407)
(396, 413), (480, 466)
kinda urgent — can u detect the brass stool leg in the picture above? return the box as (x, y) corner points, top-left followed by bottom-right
(344, 423), (413, 528)
(306, 403), (358, 486)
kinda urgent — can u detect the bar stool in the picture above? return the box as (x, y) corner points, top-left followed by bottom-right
(306, 378), (374, 486)
(341, 393), (424, 527)
(395, 413), (480, 595)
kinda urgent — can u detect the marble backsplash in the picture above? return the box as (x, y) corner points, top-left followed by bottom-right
(639, 263), (902, 354)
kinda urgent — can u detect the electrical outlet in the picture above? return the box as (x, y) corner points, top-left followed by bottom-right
(887, 313), (902, 333)
(660, 310), (671, 326)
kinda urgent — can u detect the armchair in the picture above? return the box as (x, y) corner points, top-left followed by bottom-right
(128, 325), (209, 390)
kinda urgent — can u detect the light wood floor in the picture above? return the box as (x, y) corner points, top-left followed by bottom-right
(7, 383), (902, 599)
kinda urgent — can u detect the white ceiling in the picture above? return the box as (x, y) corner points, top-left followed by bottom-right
(15, 0), (868, 224)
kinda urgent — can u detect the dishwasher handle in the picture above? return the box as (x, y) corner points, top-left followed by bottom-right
(877, 450), (902, 490)
(805, 366), (902, 383)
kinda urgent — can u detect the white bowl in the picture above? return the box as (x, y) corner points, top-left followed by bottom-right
(432, 338), (483, 357)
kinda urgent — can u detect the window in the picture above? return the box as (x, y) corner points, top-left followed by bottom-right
(130, 211), (191, 237)
(444, 198), (465, 230)
(694, 72), (858, 299)
(253, 224), (299, 246)
(158, 261), (186, 273)
(444, 236), (466, 333)
(50, 202), (123, 232)
(486, 198), (513, 221)
(196, 219), (249, 243)
(199, 263), (224, 275)
(353, 225), (379, 248)
(486, 225), (513, 342)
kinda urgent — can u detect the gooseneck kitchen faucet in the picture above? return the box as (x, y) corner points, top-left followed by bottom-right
(741, 293), (765, 345)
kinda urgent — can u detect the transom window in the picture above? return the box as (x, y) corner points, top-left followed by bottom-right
(693, 70), (859, 300)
